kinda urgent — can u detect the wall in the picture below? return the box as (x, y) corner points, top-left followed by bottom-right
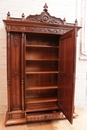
(0, 0), (87, 114)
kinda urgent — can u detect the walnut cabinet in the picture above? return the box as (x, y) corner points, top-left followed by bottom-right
(3, 4), (81, 126)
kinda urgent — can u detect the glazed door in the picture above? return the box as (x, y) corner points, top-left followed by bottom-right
(58, 29), (77, 123)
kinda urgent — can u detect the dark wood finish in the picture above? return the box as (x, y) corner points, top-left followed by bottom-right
(3, 3), (81, 126)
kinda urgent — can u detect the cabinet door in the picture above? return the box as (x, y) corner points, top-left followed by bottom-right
(58, 29), (77, 123)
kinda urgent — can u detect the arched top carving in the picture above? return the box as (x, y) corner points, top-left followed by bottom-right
(26, 3), (64, 25)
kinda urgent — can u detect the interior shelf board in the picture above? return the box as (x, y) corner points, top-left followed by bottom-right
(26, 44), (59, 48)
(25, 59), (59, 61)
(26, 97), (58, 104)
(25, 106), (59, 112)
(26, 86), (58, 90)
(25, 71), (58, 74)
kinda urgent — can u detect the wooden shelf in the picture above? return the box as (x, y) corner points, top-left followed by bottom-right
(25, 71), (58, 74)
(26, 102), (58, 112)
(26, 59), (59, 61)
(26, 44), (59, 48)
(26, 86), (58, 90)
(26, 97), (57, 104)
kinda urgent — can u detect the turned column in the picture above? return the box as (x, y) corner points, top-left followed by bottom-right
(21, 33), (25, 111)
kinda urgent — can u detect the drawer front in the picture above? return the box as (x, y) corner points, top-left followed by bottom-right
(26, 111), (64, 122)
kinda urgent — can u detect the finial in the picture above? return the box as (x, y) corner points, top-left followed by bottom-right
(43, 3), (48, 12)
(7, 12), (10, 16)
(22, 13), (25, 21)
(7, 12), (10, 20)
(75, 19), (78, 26)
(63, 18), (66, 24)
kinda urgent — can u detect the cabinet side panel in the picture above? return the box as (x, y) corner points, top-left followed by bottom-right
(10, 33), (21, 110)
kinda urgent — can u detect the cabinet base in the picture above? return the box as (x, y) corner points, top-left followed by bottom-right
(5, 111), (26, 126)
(5, 110), (77, 126)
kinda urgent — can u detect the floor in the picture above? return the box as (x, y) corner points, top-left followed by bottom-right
(0, 108), (87, 130)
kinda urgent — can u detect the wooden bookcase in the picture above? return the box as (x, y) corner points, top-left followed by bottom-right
(25, 33), (59, 113)
(3, 4), (81, 126)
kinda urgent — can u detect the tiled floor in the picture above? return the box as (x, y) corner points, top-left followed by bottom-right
(0, 108), (87, 130)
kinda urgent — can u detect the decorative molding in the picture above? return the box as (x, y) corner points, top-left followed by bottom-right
(25, 26), (69, 34)
(10, 26), (24, 31)
(6, 25), (74, 35)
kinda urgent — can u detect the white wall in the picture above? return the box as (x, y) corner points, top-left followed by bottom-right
(0, 0), (87, 114)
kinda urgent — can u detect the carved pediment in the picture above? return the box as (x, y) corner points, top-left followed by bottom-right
(26, 3), (64, 25)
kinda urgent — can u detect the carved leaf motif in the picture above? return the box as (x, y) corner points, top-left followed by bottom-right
(25, 27), (66, 34)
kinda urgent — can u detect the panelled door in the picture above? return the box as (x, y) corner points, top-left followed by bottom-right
(58, 29), (77, 123)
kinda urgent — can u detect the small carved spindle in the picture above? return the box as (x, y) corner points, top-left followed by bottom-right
(63, 18), (66, 25)
(7, 12), (10, 20)
(75, 19), (78, 26)
(43, 3), (48, 12)
(22, 13), (25, 21)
